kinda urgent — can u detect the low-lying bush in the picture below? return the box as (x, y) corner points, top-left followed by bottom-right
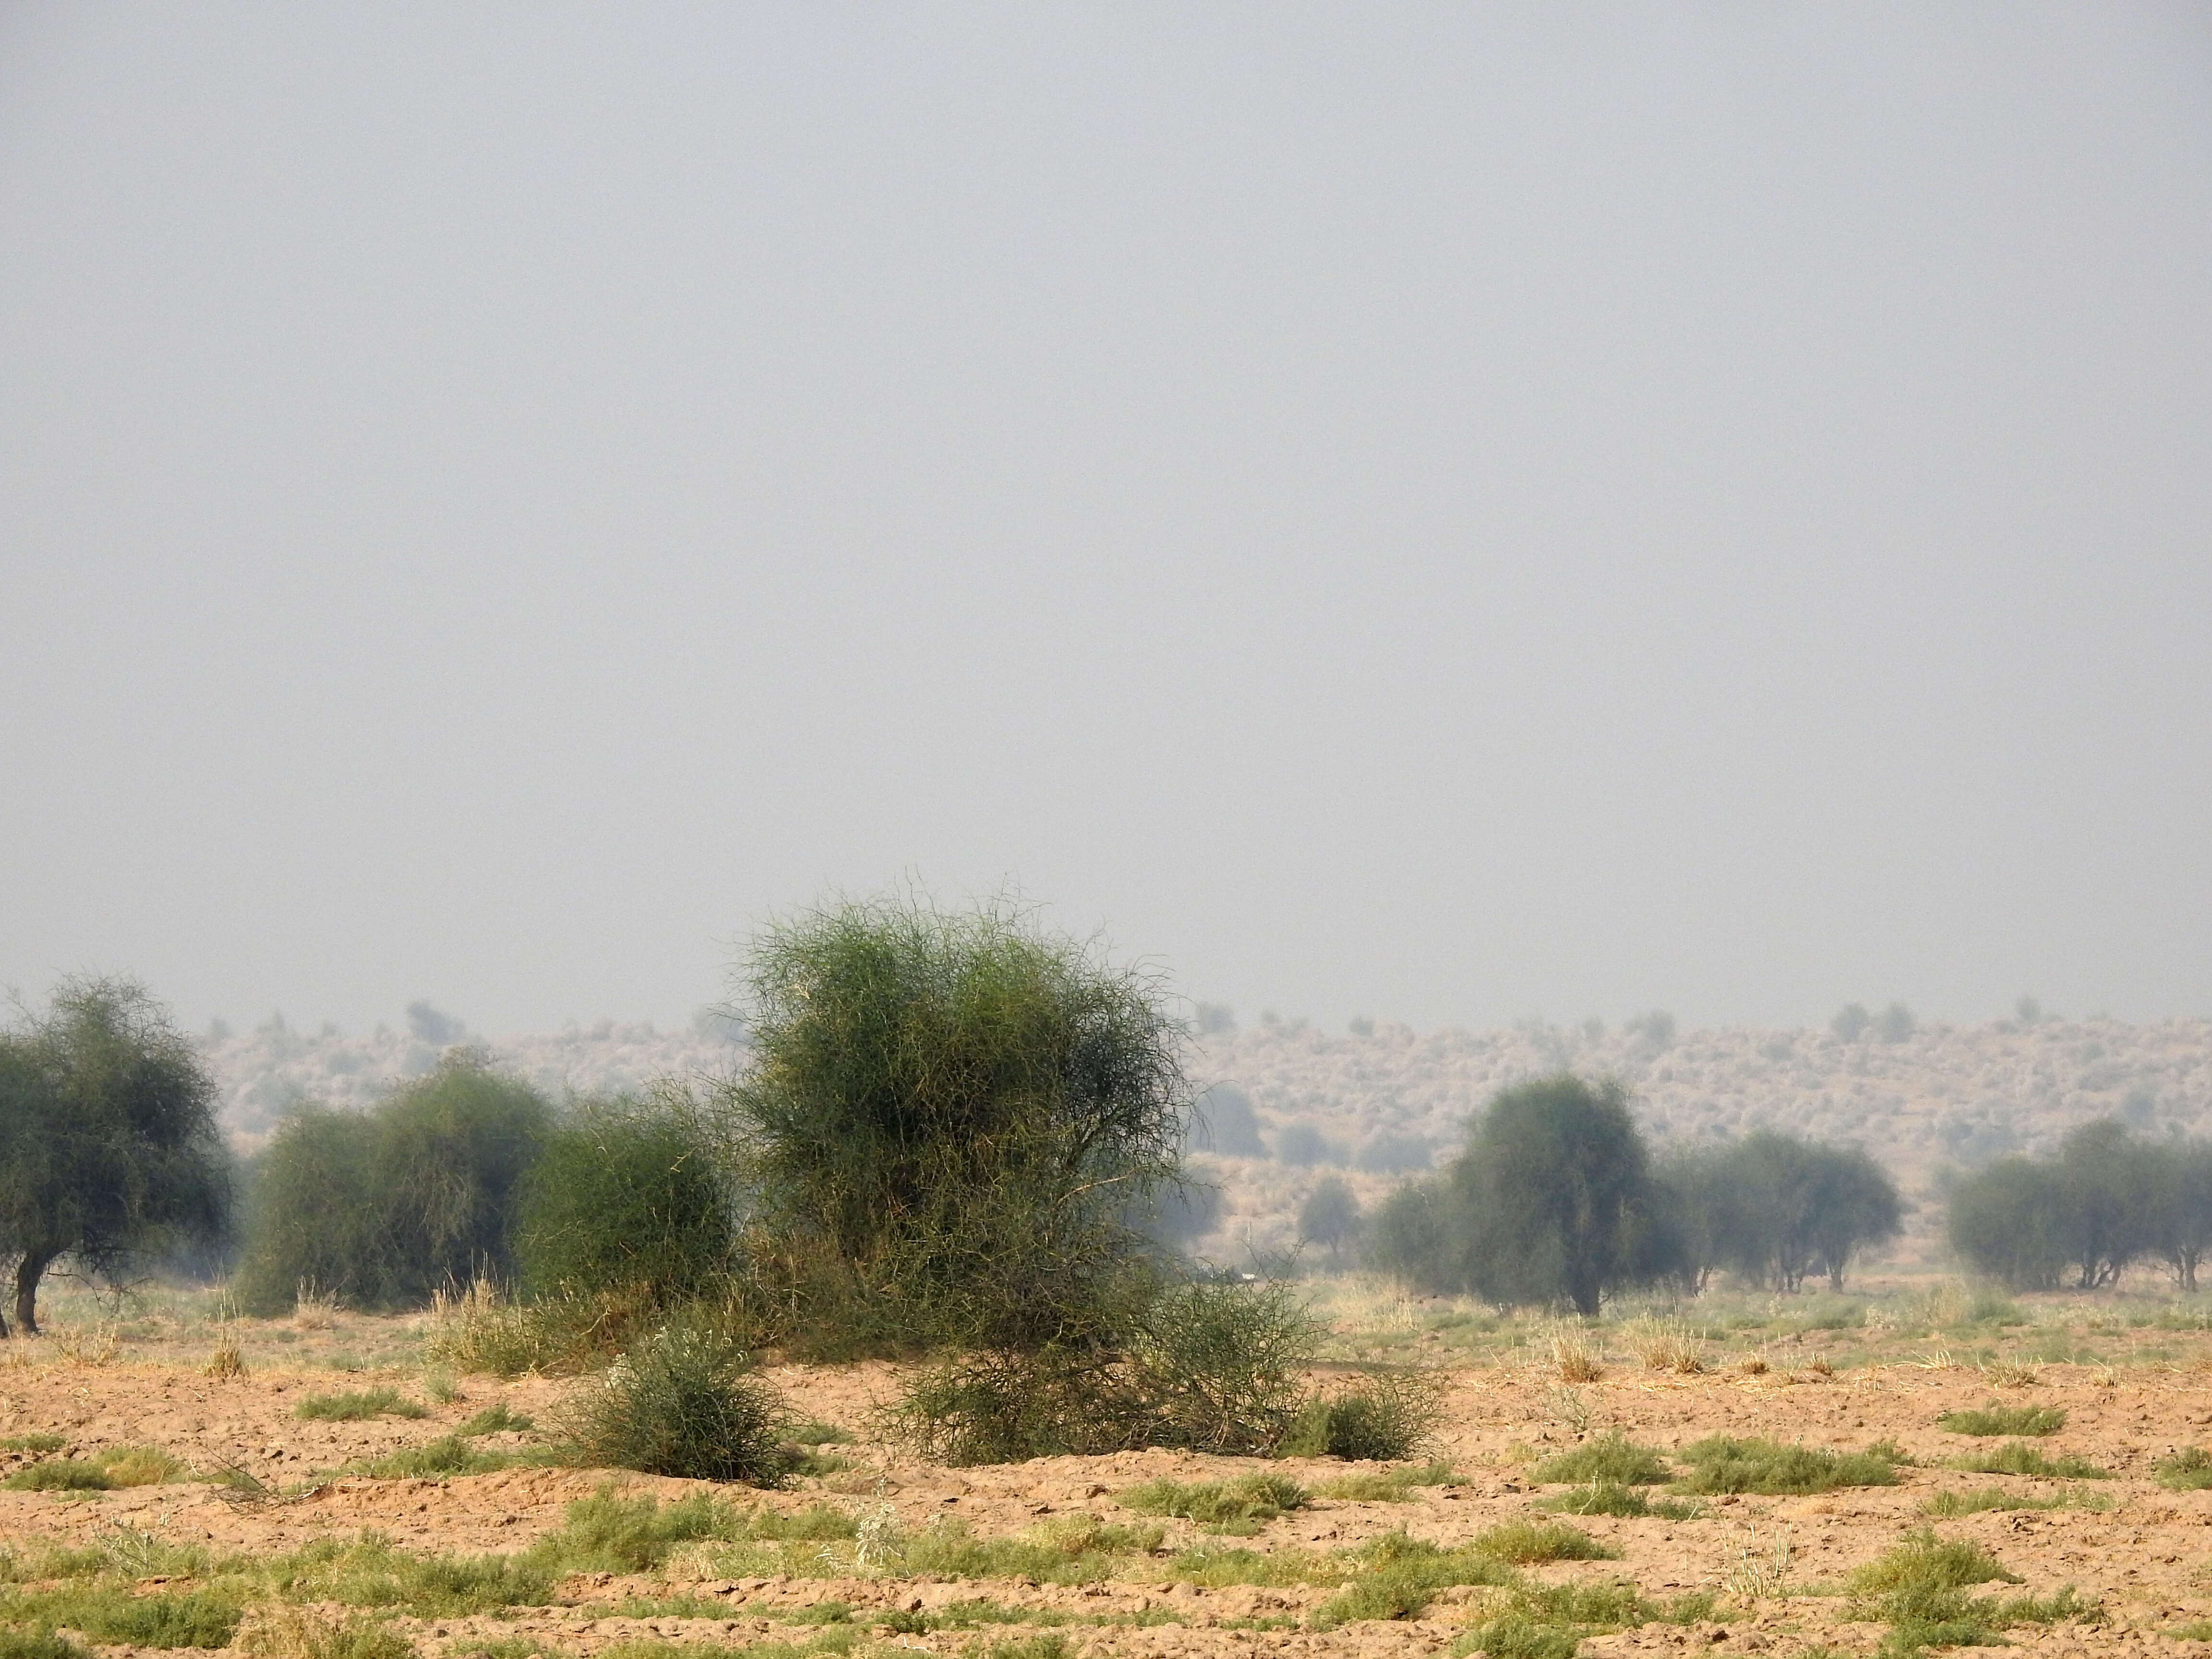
(1281, 1372), (1440, 1462)
(1945, 1442), (2110, 1479)
(0, 1630), (90, 1659)
(1313, 1463), (1459, 1502)
(1469, 1521), (1616, 1565)
(295, 1389), (426, 1423)
(2156, 1447), (2212, 1491)
(1935, 1405), (2065, 1437)
(1920, 1486), (2110, 1516)
(1674, 1435), (1904, 1495)
(2, 1462), (110, 1493)
(1528, 1431), (1669, 1486)
(455, 1406), (533, 1437)
(1117, 1475), (1307, 1526)
(0, 1586), (241, 1649)
(1843, 1526), (2096, 1654)
(556, 1323), (791, 1485)
(1538, 1481), (1704, 1519)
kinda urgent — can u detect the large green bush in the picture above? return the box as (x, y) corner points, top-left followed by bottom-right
(716, 895), (1186, 1356)
(235, 1054), (552, 1315)
(514, 1097), (732, 1308)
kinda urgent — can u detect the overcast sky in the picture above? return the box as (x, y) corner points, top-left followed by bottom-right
(4, 5), (2209, 1038)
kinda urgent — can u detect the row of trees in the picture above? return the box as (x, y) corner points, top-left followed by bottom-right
(1948, 1120), (2212, 1291)
(1363, 1078), (1903, 1312)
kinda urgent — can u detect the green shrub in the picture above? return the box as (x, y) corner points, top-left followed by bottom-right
(236, 1056), (553, 1316)
(1946, 1442), (2110, 1479)
(1310, 1532), (1518, 1627)
(1674, 1435), (1902, 1494)
(1281, 1370), (1440, 1461)
(556, 1324), (791, 1485)
(1455, 1618), (1578, 1659)
(1117, 1475), (1307, 1525)
(1935, 1405), (2066, 1437)
(1470, 1521), (1616, 1564)
(1539, 1481), (1704, 1519)
(528, 1490), (752, 1575)
(296, 1388), (427, 1422)
(356, 1436), (529, 1480)
(270, 1538), (554, 1616)
(1849, 1528), (2019, 1597)
(91, 1446), (182, 1487)
(456, 1405), (534, 1437)
(2, 1461), (110, 1492)
(0, 1588), (240, 1649)
(1529, 1431), (1669, 1486)
(0, 1631), (90, 1659)
(1315, 1463), (1459, 1501)
(2156, 1447), (2212, 1490)
(0, 1437), (65, 1454)
(1920, 1486), (2109, 1515)
(514, 1101), (733, 1310)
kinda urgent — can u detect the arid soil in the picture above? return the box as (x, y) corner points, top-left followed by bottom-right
(5, 1299), (2212, 1658)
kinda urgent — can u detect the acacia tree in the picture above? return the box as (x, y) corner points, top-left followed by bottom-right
(721, 895), (1187, 1356)
(0, 978), (230, 1335)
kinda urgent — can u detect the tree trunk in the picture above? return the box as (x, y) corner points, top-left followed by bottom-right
(14, 1250), (55, 1337)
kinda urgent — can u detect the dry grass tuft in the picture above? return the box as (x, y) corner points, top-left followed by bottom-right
(1629, 1317), (1705, 1374)
(1547, 1326), (1604, 1383)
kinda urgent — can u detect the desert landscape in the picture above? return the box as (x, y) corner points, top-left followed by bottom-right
(6, 1277), (2212, 1659)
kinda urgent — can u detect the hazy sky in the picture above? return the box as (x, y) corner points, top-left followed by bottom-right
(4, 5), (2209, 1038)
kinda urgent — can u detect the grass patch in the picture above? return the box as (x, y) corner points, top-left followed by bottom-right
(269, 1537), (555, 1616)
(1310, 1532), (1522, 1627)
(526, 1490), (757, 1574)
(1920, 1486), (2110, 1516)
(237, 1605), (416, 1659)
(0, 1631), (91, 1659)
(1313, 1462), (1459, 1501)
(0, 1437), (66, 1455)
(1674, 1435), (1904, 1495)
(1528, 1431), (1669, 1486)
(1448, 1582), (1714, 1654)
(2, 1462), (110, 1492)
(0, 1587), (241, 1648)
(1539, 1481), (1705, 1519)
(1935, 1405), (2066, 1437)
(354, 1435), (532, 1480)
(557, 1323), (792, 1485)
(1945, 1441), (2111, 1479)
(1280, 1372), (1441, 1461)
(295, 1389), (427, 1423)
(1469, 1521), (1616, 1564)
(1118, 1474), (1307, 1526)
(1845, 1527), (2100, 1655)
(2156, 1447), (2212, 1491)
(454, 1405), (533, 1437)
(789, 1422), (853, 1446)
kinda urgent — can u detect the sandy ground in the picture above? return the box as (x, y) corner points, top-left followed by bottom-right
(3, 1310), (2212, 1658)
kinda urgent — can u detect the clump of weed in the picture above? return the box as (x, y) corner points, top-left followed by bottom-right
(1921, 1486), (2110, 1516)
(1546, 1326), (1603, 1382)
(1311, 1532), (1520, 1627)
(455, 1405), (533, 1437)
(1539, 1481), (1704, 1519)
(1674, 1435), (1903, 1495)
(237, 1605), (415, 1659)
(0, 1586), (242, 1648)
(1843, 1527), (2096, 1654)
(527, 1490), (751, 1575)
(1935, 1404), (2066, 1437)
(270, 1537), (555, 1615)
(1282, 1370), (1441, 1461)
(1946, 1442), (2110, 1479)
(1471, 1521), (1616, 1564)
(356, 1436), (526, 1480)
(1314, 1462), (1459, 1501)
(2155, 1447), (2212, 1491)
(557, 1322), (792, 1485)
(91, 1446), (182, 1487)
(1118, 1474), (1307, 1526)
(0, 1631), (91, 1659)
(0, 1436), (66, 1455)
(1850, 1528), (2019, 1597)
(2, 1461), (110, 1492)
(296, 1388), (427, 1423)
(1529, 1431), (1669, 1486)
(790, 1422), (853, 1446)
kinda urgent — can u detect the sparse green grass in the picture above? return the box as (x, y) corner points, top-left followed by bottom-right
(0, 1586), (242, 1648)
(789, 1422), (853, 1446)
(1118, 1475), (1308, 1526)
(0, 1630), (92, 1659)
(1528, 1431), (1669, 1486)
(1673, 1435), (1904, 1495)
(354, 1435), (532, 1480)
(1470, 1521), (1616, 1564)
(1539, 1480), (1705, 1519)
(1844, 1527), (2099, 1656)
(454, 1405), (533, 1437)
(1313, 1462), (1460, 1501)
(1935, 1405), (2067, 1437)
(0, 1437), (66, 1455)
(1921, 1485), (2112, 1515)
(2156, 1447), (2212, 1491)
(1946, 1442), (2111, 1479)
(294, 1389), (427, 1423)
(2, 1461), (110, 1492)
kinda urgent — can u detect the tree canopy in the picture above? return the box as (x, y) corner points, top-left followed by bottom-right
(0, 977), (230, 1334)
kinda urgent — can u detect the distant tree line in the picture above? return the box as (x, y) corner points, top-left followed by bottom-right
(1368, 1076), (1902, 1312)
(1948, 1120), (2212, 1291)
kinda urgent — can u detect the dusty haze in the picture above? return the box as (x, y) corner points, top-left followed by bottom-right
(4, 6), (2209, 1034)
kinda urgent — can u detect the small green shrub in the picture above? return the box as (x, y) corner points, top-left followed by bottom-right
(296, 1389), (427, 1422)
(790, 1422), (853, 1446)
(0, 1437), (66, 1455)
(1539, 1481), (1704, 1519)
(1310, 1533), (1518, 1627)
(0, 1632), (89, 1659)
(1314, 1463), (1459, 1501)
(357, 1436), (525, 1480)
(92, 1446), (183, 1487)
(1946, 1442), (2110, 1479)
(1117, 1475), (1307, 1525)
(1, 1588), (240, 1649)
(2156, 1447), (2212, 1491)
(1935, 1405), (2066, 1437)
(528, 1491), (752, 1575)
(1674, 1435), (1902, 1495)
(2, 1461), (110, 1492)
(1281, 1371), (1440, 1461)
(1529, 1431), (1669, 1486)
(1470, 1521), (1616, 1564)
(455, 1405), (533, 1437)
(1849, 1528), (2019, 1596)
(269, 1537), (555, 1616)
(1454, 1617), (1579, 1659)
(557, 1323), (791, 1485)
(1920, 1486), (2110, 1516)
